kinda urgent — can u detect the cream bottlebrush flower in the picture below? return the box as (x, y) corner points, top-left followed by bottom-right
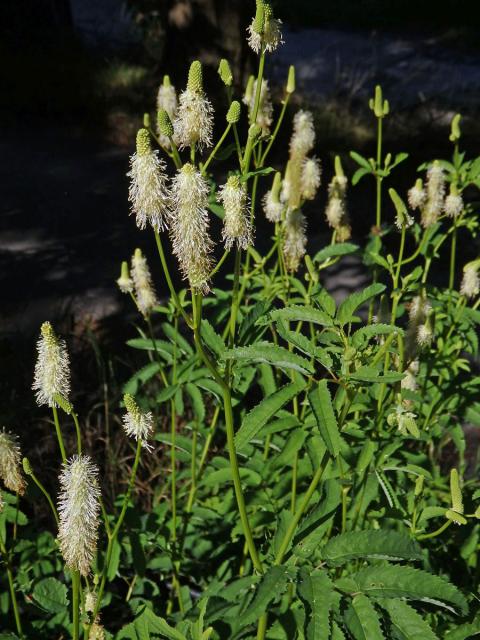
(174, 61), (214, 151)
(117, 261), (133, 294)
(460, 263), (480, 299)
(325, 173), (349, 236)
(247, 1), (283, 54)
(401, 360), (419, 392)
(84, 591), (97, 614)
(156, 75), (178, 147)
(123, 394), (154, 450)
(421, 161), (445, 228)
(290, 110), (315, 157)
(283, 209), (307, 272)
(417, 322), (433, 347)
(57, 455), (100, 576)
(89, 620), (106, 640)
(127, 128), (170, 231)
(408, 179), (426, 211)
(263, 172), (284, 223)
(131, 249), (158, 316)
(219, 175), (253, 250)
(170, 163), (214, 293)
(444, 191), (464, 218)
(301, 157), (322, 200)
(0, 429), (26, 495)
(243, 78), (273, 136)
(33, 321), (70, 408)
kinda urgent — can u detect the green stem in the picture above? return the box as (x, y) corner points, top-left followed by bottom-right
(154, 230), (192, 328)
(260, 93), (290, 165)
(0, 536), (23, 638)
(72, 412), (82, 456)
(191, 293), (263, 573)
(86, 440), (142, 638)
(208, 249), (229, 280)
(29, 470), (59, 525)
(202, 124), (232, 175)
(52, 405), (67, 464)
(416, 520), (452, 540)
(274, 451), (329, 565)
(169, 137), (182, 169)
(72, 570), (80, 640)
(449, 221), (457, 290)
(375, 116), (383, 229)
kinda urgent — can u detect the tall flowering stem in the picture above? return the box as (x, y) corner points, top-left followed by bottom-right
(86, 440), (142, 638)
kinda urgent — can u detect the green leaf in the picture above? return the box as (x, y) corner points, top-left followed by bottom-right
(344, 594), (385, 640)
(349, 367), (404, 383)
(240, 566), (291, 626)
(135, 606), (187, 639)
(123, 362), (161, 394)
(379, 599), (438, 640)
(235, 379), (307, 450)
(337, 284), (386, 325)
(332, 621), (347, 639)
(240, 166), (275, 182)
(224, 342), (314, 375)
(161, 322), (193, 355)
(185, 383), (205, 423)
(352, 324), (403, 348)
(322, 530), (422, 566)
(261, 305), (333, 327)
(297, 568), (334, 640)
(32, 577), (68, 614)
(350, 151), (372, 170)
(308, 380), (343, 457)
(344, 565), (468, 615)
(314, 243), (359, 263)
(200, 319), (225, 358)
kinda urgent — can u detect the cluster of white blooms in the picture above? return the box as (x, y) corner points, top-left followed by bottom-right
(57, 455), (100, 576)
(408, 179), (427, 211)
(33, 322), (70, 408)
(283, 209), (307, 272)
(219, 175), (253, 250)
(156, 75), (178, 148)
(174, 61), (214, 151)
(405, 295), (433, 355)
(421, 161), (446, 228)
(460, 262), (480, 299)
(325, 158), (351, 242)
(123, 394), (154, 451)
(247, 0), (283, 54)
(128, 128), (170, 231)
(262, 172), (284, 223)
(170, 163), (213, 293)
(0, 428), (26, 495)
(243, 77), (273, 136)
(444, 189), (464, 218)
(131, 249), (158, 316)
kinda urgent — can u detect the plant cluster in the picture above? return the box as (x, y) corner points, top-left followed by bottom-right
(2, 1), (480, 638)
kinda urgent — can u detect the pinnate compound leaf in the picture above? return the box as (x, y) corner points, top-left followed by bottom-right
(337, 283), (386, 325)
(224, 342), (313, 375)
(344, 565), (468, 615)
(308, 380), (343, 457)
(297, 568), (334, 640)
(235, 379), (307, 450)
(379, 599), (438, 640)
(331, 621), (347, 639)
(344, 594), (385, 640)
(322, 530), (422, 566)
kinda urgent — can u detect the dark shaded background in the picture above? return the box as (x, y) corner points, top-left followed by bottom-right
(1, 0), (479, 465)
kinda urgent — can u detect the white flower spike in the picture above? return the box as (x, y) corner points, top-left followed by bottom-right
(33, 322), (70, 408)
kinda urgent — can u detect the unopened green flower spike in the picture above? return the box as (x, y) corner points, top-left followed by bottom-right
(334, 155), (345, 178)
(143, 113), (150, 128)
(227, 100), (241, 124)
(136, 128), (151, 156)
(252, 0), (265, 35)
(272, 171), (282, 200)
(22, 457), (33, 476)
(370, 85), (388, 118)
(53, 393), (73, 415)
(218, 58), (233, 86)
(157, 108), (174, 138)
(449, 113), (461, 142)
(188, 60), (203, 94)
(450, 468), (464, 515)
(163, 74), (172, 87)
(286, 65), (295, 94)
(244, 75), (255, 103)
(248, 123), (262, 140)
(414, 474), (424, 497)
